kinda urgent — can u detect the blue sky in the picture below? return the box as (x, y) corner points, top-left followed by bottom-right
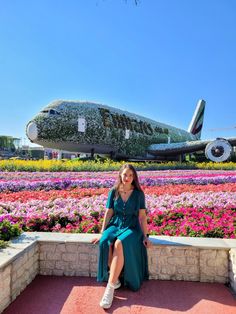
(0, 0), (236, 146)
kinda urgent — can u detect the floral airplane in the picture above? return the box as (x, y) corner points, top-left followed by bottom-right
(26, 99), (235, 162)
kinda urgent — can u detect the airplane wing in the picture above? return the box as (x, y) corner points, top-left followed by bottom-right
(147, 137), (236, 162)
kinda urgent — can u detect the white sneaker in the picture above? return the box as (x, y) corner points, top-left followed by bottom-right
(99, 284), (115, 309)
(114, 280), (121, 289)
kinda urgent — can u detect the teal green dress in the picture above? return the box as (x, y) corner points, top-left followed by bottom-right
(97, 188), (149, 291)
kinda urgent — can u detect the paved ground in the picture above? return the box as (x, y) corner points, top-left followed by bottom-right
(3, 276), (236, 314)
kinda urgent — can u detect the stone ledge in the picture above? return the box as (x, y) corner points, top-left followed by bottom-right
(1, 233), (236, 270)
(1, 232), (236, 313)
(0, 236), (38, 269)
(150, 236), (236, 249)
(4, 232), (236, 248)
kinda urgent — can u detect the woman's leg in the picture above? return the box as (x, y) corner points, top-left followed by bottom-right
(108, 239), (124, 285)
(98, 226), (118, 282)
(108, 244), (113, 268)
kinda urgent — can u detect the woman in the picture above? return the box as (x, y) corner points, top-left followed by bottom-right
(92, 164), (151, 309)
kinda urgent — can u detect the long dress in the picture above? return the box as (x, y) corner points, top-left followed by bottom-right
(97, 188), (149, 291)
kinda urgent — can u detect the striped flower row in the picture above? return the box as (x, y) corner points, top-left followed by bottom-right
(1, 191), (235, 219)
(1, 170), (236, 181)
(1, 191), (235, 238)
(1, 174), (236, 192)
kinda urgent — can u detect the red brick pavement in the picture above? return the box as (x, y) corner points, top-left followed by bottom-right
(3, 275), (236, 314)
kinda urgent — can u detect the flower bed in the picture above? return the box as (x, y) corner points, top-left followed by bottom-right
(0, 170), (236, 239)
(1, 159), (236, 172)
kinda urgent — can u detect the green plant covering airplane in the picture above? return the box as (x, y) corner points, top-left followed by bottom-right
(26, 99), (235, 162)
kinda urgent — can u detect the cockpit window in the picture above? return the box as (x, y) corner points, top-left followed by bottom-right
(40, 109), (60, 115)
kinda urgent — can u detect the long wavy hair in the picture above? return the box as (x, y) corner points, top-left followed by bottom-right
(114, 164), (143, 198)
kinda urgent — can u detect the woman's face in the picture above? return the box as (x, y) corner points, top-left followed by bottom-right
(121, 168), (134, 185)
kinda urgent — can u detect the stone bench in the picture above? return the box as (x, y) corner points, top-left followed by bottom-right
(0, 232), (236, 313)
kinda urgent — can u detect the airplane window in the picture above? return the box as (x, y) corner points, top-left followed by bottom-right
(40, 109), (60, 115)
(49, 109), (60, 115)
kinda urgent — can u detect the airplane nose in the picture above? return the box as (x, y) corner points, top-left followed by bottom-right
(26, 122), (38, 141)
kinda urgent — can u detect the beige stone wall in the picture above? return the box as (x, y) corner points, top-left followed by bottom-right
(1, 233), (236, 313)
(39, 242), (98, 277)
(200, 249), (228, 283)
(11, 243), (39, 301)
(39, 242), (229, 284)
(148, 246), (228, 283)
(0, 243), (39, 313)
(149, 246), (200, 281)
(0, 264), (11, 313)
(229, 248), (236, 293)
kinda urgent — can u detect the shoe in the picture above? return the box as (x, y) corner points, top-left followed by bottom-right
(99, 284), (115, 309)
(114, 280), (121, 289)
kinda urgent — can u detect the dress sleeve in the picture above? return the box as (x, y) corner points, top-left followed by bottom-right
(106, 189), (115, 209)
(139, 191), (147, 210)
(139, 192), (146, 209)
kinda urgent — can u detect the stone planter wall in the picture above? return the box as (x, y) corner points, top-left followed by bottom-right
(229, 248), (236, 293)
(0, 264), (11, 313)
(148, 247), (228, 283)
(0, 233), (236, 313)
(0, 241), (38, 313)
(39, 242), (98, 277)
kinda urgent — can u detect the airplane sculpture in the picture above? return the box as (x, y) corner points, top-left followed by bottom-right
(26, 99), (236, 162)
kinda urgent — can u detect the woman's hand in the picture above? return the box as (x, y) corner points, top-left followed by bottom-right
(143, 237), (152, 248)
(91, 234), (102, 244)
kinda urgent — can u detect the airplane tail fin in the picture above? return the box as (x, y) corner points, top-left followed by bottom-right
(188, 99), (206, 140)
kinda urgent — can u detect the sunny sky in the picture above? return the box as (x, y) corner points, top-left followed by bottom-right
(0, 0), (236, 146)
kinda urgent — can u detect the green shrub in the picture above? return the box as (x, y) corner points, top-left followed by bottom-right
(0, 240), (8, 249)
(0, 220), (22, 241)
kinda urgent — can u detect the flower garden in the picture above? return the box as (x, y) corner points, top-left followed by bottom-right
(0, 165), (236, 244)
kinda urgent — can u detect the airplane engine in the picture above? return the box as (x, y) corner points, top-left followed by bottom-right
(205, 139), (232, 162)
